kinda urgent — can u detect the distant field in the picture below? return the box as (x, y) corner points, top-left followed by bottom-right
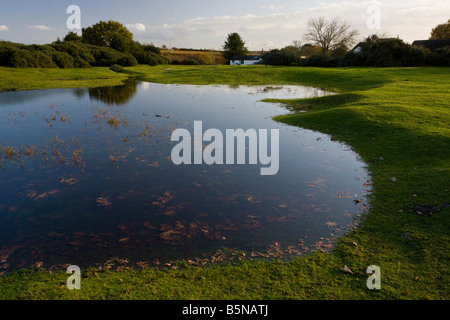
(160, 49), (227, 65)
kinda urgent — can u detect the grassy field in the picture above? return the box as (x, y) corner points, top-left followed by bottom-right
(0, 67), (128, 92)
(0, 65), (449, 300)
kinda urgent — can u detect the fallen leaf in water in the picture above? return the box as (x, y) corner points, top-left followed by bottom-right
(152, 259), (160, 266)
(275, 216), (287, 223)
(160, 224), (172, 231)
(96, 197), (112, 207)
(175, 221), (185, 229)
(33, 189), (60, 200)
(26, 191), (38, 199)
(147, 161), (159, 167)
(164, 209), (176, 216)
(136, 261), (149, 269)
(144, 222), (155, 229)
(325, 221), (339, 227)
(160, 230), (177, 241)
(60, 177), (78, 185)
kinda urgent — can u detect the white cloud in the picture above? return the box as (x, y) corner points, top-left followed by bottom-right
(126, 23), (147, 33)
(28, 25), (52, 31)
(261, 5), (284, 10)
(0, 25), (8, 31)
(131, 0), (450, 50)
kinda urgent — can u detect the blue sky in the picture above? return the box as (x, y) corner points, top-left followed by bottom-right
(0, 0), (449, 50)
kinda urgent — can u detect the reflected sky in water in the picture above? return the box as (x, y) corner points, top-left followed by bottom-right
(0, 81), (370, 272)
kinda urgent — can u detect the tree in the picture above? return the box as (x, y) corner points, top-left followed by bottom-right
(304, 16), (359, 55)
(430, 19), (450, 40)
(300, 44), (322, 58)
(82, 20), (134, 52)
(63, 31), (81, 42)
(222, 33), (248, 61)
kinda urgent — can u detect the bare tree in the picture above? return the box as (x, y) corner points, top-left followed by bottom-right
(304, 16), (359, 54)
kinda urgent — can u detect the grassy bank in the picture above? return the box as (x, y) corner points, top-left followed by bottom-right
(0, 65), (449, 300)
(0, 67), (128, 92)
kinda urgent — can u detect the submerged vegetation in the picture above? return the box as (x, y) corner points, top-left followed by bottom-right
(0, 65), (449, 300)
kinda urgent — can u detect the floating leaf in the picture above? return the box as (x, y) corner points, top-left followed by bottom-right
(60, 177), (78, 185)
(136, 261), (149, 269)
(96, 196), (112, 207)
(164, 209), (176, 216)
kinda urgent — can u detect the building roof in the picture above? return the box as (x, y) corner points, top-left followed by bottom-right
(230, 55), (261, 61)
(412, 39), (450, 51)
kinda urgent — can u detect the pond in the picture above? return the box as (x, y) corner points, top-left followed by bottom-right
(0, 80), (371, 272)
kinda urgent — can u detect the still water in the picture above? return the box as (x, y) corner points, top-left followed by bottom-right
(0, 80), (370, 272)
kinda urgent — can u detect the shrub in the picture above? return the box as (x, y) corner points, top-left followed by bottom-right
(302, 54), (338, 67)
(0, 42), (22, 66)
(340, 38), (438, 67)
(53, 42), (95, 65)
(52, 51), (75, 68)
(196, 53), (213, 65)
(431, 46), (450, 66)
(133, 50), (163, 66)
(0, 37), (167, 68)
(116, 55), (138, 66)
(10, 50), (34, 67)
(109, 64), (124, 72)
(33, 50), (58, 68)
(182, 58), (200, 65)
(262, 47), (303, 66)
(142, 44), (161, 54)
(73, 56), (90, 68)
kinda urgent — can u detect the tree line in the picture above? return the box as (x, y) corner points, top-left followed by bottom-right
(224, 17), (450, 67)
(0, 21), (169, 68)
(1, 18), (449, 69)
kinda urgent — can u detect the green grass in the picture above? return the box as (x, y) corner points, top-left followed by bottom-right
(0, 67), (129, 92)
(0, 65), (449, 300)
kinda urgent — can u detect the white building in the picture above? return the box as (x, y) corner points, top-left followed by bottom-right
(230, 55), (262, 65)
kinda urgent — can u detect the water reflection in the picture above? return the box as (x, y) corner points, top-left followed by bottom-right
(73, 78), (139, 106)
(0, 82), (370, 273)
